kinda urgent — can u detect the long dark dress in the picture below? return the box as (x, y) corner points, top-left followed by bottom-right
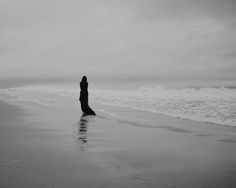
(79, 81), (96, 115)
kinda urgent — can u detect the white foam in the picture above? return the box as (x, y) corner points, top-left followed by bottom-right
(90, 86), (236, 126)
(1, 85), (235, 126)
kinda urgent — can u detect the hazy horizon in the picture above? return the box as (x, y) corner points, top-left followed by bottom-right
(1, 0), (236, 81)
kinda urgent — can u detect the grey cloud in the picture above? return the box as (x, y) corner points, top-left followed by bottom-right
(122, 0), (236, 22)
(0, 0), (236, 80)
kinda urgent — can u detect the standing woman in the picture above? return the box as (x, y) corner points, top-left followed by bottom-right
(79, 76), (96, 115)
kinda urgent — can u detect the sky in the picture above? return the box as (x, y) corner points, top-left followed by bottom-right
(0, 0), (236, 81)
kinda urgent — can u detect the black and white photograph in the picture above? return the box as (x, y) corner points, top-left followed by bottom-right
(0, 0), (236, 187)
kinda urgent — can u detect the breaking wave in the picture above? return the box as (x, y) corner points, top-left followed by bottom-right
(90, 86), (236, 126)
(0, 85), (235, 126)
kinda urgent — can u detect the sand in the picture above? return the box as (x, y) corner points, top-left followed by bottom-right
(0, 99), (236, 188)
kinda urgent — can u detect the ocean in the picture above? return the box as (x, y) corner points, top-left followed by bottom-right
(0, 79), (236, 127)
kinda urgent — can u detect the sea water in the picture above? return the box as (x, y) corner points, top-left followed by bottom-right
(0, 80), (236, 127)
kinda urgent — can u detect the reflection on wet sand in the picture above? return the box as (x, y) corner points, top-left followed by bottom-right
(78, 115), (88, 146)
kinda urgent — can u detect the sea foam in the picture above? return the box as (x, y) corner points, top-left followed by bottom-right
(0, 85), (235, 126)
(90, 86), (236, 126)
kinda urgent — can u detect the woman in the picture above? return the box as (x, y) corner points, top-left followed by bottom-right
(79, 76), (96, 115)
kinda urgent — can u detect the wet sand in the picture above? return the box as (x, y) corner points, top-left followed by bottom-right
(0, 99), (236, 187)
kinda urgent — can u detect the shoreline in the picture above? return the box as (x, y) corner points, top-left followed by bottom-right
(92, 102), (236, 135)
(1, 92), (235, 128)
(1, 97), (236, 140)
(1, 82), (235, 128)
(92, 101), (236, 128)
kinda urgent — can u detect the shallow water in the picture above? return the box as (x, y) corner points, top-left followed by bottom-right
(0, 80), (236, 127)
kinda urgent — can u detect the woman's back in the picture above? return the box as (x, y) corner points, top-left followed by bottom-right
(80, 81), (88, 91)
(79, 76), (96, 115)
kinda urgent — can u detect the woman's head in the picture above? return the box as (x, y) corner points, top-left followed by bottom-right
(81, 76), (87, 82)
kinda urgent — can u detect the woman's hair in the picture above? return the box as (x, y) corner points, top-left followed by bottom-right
(81, 76), (87, 82)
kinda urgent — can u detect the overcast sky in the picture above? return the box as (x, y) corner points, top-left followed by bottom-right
(0, 0), (236, 81)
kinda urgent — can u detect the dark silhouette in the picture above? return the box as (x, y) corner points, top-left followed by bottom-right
(79, 76), (96, 115)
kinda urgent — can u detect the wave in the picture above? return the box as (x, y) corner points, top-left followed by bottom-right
(1, 85), (236, 127)
(90, 86), (236, 127)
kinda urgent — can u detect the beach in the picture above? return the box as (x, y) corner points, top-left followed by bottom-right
(1, 91), (236, 188)
(1, 0), (236, 186)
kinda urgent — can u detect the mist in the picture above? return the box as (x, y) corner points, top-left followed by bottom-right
(0, 0), (236, 81)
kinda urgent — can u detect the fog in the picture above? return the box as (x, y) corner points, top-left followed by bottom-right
(0, 0), (236, 81)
